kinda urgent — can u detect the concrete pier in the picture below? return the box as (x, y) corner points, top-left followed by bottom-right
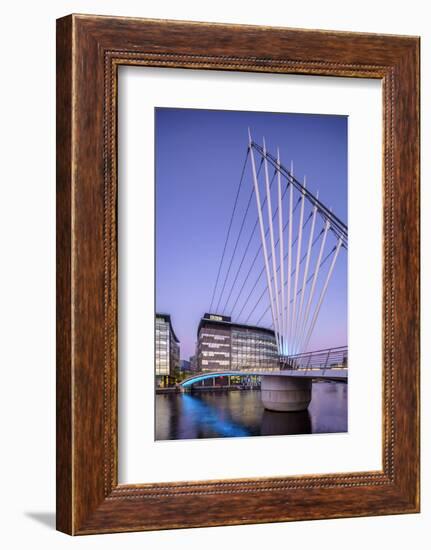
(261, 375), (312, 412)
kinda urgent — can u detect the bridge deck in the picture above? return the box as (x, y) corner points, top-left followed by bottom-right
(181, 369), (347, 387)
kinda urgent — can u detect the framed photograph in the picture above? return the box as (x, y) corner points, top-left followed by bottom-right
(56, 14), (420, 534)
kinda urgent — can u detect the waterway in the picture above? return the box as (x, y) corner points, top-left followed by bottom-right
(155, 381), (347, 440)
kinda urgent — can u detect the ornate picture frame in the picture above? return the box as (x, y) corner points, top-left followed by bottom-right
(56, 14), (420, 534)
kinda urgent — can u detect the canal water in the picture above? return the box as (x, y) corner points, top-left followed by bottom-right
(155, 381), (347, 440)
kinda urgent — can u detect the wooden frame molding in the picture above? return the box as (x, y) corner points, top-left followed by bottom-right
(56, 14), (420, 535)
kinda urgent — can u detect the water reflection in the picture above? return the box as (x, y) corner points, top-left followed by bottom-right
(261, 409), (311, 436)
(155, 381), (347, 441)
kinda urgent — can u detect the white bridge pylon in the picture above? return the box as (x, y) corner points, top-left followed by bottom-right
(248, 130), (347, 357)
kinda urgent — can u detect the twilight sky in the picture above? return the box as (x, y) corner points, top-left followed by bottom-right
(155, 108), (347, 359)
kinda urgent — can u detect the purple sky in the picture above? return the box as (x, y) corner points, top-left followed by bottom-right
(155, 108), (347, 359)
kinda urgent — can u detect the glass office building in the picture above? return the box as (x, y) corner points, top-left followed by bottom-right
(155, 313), (180, 387)
(197, 313), (278, 372)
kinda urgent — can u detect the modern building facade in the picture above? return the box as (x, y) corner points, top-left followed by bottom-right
(197, 313), (278, 372)
(155, 313), (180, 387)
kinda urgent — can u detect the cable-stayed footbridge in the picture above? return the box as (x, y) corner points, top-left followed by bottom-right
(192, 131), (348, 411)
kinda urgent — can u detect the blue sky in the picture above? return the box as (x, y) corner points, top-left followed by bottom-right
(155, 108), (347, 359)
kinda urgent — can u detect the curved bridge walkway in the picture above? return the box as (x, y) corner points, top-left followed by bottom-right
(180, 347), (347, 411)
(181, 367), (347, 388)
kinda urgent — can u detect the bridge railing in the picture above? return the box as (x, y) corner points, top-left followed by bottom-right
(281, 345), (347, 371)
